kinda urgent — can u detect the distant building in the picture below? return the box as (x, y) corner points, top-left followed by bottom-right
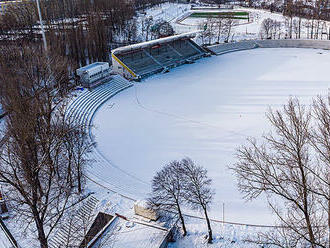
(76, 62), (111, 88)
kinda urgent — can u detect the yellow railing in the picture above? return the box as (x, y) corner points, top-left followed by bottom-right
(111, 53), (137, 79)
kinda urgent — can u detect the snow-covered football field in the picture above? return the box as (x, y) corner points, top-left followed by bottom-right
(92, 48), (330, 225)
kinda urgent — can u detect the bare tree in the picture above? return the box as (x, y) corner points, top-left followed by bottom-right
(231, 97), (329, 248)
(215, 15), (224, 43)
(141, 16), (154, 41)
(62, 124), (92, 194)
(222, 18), (237, 43)
(310, 96), (330, 244)
(260, 18), (275, 39)
(198, 21), (212, 45)
(0, 0), (136, 66)
(0, 2), (37, 41)
(0, 45), (91, 248)
(181, 158), (214, 244)
(206, 17), (216, 44)
(148, 160), (187, 236)
(292, 19), (300, 39)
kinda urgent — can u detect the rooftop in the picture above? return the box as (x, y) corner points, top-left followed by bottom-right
(91, 217), (169, 248)
(78, 62), (108, 71)
(112, 31), (201, 55)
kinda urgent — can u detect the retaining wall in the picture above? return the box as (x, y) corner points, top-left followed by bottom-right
(207, 39), (330, 55)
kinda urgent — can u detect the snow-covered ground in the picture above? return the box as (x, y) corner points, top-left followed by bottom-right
(0, 227), (13, 248)
(168, 216), (267, 248)
(92, 48), (330, 226)
(138, 3), (330, 42)
(142, 2), (190, 24)
(176, 7), (286, 35)
(179, 6), (330, 41)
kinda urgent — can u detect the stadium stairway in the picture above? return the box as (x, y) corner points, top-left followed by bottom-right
(48, 195), (99, 248)
(207, 41), (258, 55)
(65, 74), (133, 129)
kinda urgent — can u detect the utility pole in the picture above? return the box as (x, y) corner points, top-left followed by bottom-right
(222, 202), (225, 227)
(36, 0), (47, 52)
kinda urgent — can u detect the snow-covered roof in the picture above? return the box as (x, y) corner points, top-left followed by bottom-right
(112, 31), (202, 55)
(134, 200), (149, 209)
(76, 62), (109, 76)
(0, 220), (17, 248)
(91, 217), (169, 248)
(0, 229), (13, 248)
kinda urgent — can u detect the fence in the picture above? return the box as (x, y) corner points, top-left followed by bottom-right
(207, 39), (330, 55)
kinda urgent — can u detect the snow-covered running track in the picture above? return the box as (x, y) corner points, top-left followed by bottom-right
(93, 48), (330, 225)
(66, 48), (330, 225)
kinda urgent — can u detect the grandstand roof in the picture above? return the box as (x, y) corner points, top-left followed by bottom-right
(112, 31), (201, 55)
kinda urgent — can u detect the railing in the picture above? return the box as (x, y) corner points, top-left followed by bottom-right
(207, 39), (330, 55)
(0, 218), (18, 248)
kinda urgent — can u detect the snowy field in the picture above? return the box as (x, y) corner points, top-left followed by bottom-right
(92, 48), (330, 225)
(0, 228), (12, 248)
(140, 3), (330, 41)
(177, 7), (285, 34)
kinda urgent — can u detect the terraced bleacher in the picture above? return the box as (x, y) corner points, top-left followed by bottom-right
(173, 40), (203, 58)
(207, 40), (258, 55)
(207, 39), (330, 55)
(149, 45), (182, 67)
(65, 75), (149, 200)
(117, 50), (163, 76)
(49, 195), (99, 248)
(65, 74), (133, 130)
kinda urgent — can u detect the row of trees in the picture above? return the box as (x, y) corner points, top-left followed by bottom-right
(200, 0), (330, 42)
(260, 16), (330, 40)
(0, 0), (173, 66)
(204, 0), (330, 22)
(3, 0), (179, 66)
(243, 0), (330, 21)
(0, 44), (91, 248)
(149, 158), (215, 244)
(199, 14), (330, 45)
(198, 17), (238, 44)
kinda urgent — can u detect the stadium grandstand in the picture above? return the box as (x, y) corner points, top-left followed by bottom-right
(111, 32), (208, 80)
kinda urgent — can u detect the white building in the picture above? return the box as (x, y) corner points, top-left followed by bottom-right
(76, 62), (111, 88)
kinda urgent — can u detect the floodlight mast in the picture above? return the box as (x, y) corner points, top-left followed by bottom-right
(36, 0), (47, 52)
